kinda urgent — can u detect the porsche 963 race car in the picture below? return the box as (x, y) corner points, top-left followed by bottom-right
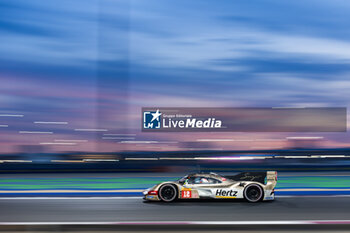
(143, 171), (277, 203)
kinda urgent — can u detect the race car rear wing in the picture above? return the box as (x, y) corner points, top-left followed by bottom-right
(225, 171), (277, 185)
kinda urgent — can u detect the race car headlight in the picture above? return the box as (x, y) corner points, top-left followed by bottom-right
(143, 189), (150, 195)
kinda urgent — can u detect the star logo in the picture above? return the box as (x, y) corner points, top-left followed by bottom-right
(151, 109), (162, 122)
(143, 109), (162, 129)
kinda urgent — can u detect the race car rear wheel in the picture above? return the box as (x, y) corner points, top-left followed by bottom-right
(158, 184), (178, 202)
(244, 184), (263, 203)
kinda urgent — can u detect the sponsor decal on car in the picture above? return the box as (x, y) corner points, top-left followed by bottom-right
(181, 188), (192, 198)
(215, 189), (238, 198)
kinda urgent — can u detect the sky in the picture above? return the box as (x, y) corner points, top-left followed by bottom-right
(1, 0), (350, 153)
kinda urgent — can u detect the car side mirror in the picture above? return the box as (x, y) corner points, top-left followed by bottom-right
(239, 182), (245, 187)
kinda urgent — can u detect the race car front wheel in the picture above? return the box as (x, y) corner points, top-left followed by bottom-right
(243, 184), (263, 203)
(158, 184), (178, 202)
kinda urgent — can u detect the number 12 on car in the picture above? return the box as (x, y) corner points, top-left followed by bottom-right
(181, 189), (192, 198)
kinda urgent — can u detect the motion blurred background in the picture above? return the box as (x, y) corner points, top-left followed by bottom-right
(1, 1), (350, 231)
(1, 0), (350, 171)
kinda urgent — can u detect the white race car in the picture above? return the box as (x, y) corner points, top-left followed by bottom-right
(143, 171), (277, 203)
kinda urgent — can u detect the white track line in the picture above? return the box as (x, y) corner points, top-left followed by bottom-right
(0, 220), (349, 225)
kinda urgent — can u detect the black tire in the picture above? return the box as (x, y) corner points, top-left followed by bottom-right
(158, 184), (178, 202)
(243, 184), (263, 203)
